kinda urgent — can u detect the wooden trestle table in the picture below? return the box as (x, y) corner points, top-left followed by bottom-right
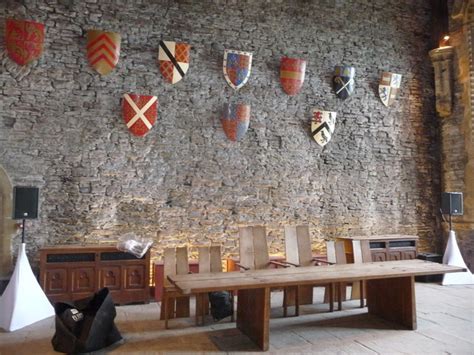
(167, 259), (465, 351)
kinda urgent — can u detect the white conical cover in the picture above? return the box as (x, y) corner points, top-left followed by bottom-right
(442, 230), (474, 285)
(0, 243), (55, 331)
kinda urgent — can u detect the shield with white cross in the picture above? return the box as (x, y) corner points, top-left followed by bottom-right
(333, 66), (355, 100)
(122, 94), (158, 137)
(311, 109), (336, 147)
(378, 71), (402, 106)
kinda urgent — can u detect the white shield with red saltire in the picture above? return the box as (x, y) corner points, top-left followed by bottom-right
(123, 94), (158, 137)
(311, 109), (336, 147)
(158, 40), (190, 84)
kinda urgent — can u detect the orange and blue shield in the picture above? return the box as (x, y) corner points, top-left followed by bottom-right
(378, 71), (402, 106)
(5, 19), (45, 66)
(87, 30), (121, 75)
(221, 104), (250, 141)
(311, 109), (336, 147)
(333, 66), (355, 100)
(280, 57), (306, 95)
(123, 94), (158, 137)
(158, 40), (190, 84)
(223, 49), (252, 90)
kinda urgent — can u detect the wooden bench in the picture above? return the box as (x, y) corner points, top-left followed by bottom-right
(168, 259), (465, 351)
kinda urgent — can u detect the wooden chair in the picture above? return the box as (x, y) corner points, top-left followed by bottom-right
(323, 240), (347, 311)
(161, 246), (191, 329)
(237, 226), (290, 316)
(350, 240), (372, 307)
(194, 245), (234, 325)
(237, 226), (288, 270)
(283, 225), (335, 315)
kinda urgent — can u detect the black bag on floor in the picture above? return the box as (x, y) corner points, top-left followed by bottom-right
(208, 291), (233, 321)
(51, 287), (122, 354)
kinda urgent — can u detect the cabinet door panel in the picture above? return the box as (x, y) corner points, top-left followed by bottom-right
(124, 265), (146, 289)
(388, 251), (402, 261)
(402, 250), (417, 260)
(100, 266), (121, 290)
(44, 269), (68, 294)
(371, 251), (387, 262)
(71, 267), (95, 293)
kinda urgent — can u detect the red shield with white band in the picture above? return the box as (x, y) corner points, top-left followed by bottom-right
(123, 94), (158, 137)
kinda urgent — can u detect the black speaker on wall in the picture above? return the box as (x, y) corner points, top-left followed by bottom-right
(441, 192), (463, 216)
(13, 186), (39, 219)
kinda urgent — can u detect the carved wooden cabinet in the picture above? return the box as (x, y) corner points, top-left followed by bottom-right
(338, 235), (418, 263)
(40, 245), (150, 305)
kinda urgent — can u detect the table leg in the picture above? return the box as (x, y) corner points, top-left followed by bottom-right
(366, 276), (416, 330)
(237, 287), (270, 351)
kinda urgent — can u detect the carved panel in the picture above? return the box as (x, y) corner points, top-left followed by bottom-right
(45, 268), (67, 294)
(372, 251), (387, 262)
(402, 250), (417, 260)
(388, 251), (402, 261)
(124, 265), (146, 289)
(100, 266), (121, 290)
(71, 267), (95, 293)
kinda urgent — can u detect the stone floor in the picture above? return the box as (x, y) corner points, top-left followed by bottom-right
(0, 283), (473, 354)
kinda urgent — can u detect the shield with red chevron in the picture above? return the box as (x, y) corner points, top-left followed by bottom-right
(311, 109), (336, 147)
(87, 30), (121, 75)
(123, 94), (158, 137)
(158, 40), (190, 84)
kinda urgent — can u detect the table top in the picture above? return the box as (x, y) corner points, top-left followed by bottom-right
(168, 260), (464, 294)
(337, 234), (419, 241)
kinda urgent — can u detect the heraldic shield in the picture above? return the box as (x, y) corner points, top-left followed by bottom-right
(311, 109), (336, 147)
(6, 19), (45, 66)
(123, 94), (158, 137)
(158, 40), (190, 84)
(280, 57), (306, 95)
(333, 66), (355, 100)
(223, 49), (253, 90)
(378, 71), (402, 107)
(221, 103), (250, 141)
(87, 30), (121, 75)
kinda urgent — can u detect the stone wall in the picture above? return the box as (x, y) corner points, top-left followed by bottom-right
(443, 0), (474, 270)
(0, 0), (440, 271)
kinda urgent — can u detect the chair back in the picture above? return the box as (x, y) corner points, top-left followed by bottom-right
(163, 246), (189, 286)
(326, 241), (346, 264)
(198, 245), (222, 273)
(238, 226), (270, 270)
(352, 240), (372, 263)
(285, 225), (313, 266)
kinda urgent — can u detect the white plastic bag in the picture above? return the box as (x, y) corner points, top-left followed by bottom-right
(116, 233), (153, 258)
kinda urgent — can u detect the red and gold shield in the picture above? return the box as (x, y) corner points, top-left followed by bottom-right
(5, 19), (45, 66)
(280, 57), (306, 95)
(87, 30), (121, 75)
(123, 94), (158, 137)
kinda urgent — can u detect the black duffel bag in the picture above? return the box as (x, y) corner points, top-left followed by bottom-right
(52, 287), (123, 353)
(208, 291), (233, 321)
